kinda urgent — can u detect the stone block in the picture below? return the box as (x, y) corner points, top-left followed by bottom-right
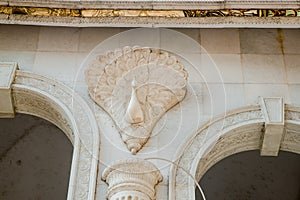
(242, 54), (286, 84)
(0, 62), (17, 118)
(240, 29), (281, 54)
(200, 29), (240, 54)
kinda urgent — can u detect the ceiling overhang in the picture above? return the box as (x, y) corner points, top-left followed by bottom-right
(0, 0), (299, 28)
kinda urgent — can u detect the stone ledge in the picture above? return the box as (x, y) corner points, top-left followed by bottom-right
(2, 0), (300, 9)
(0, 14), (300, 28)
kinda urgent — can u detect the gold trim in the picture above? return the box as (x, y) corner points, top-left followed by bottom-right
(184, 9), (300, 17)
(0, 6), (299, 18)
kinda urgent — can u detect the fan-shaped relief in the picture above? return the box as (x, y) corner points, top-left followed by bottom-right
(85, 46), (188, 154)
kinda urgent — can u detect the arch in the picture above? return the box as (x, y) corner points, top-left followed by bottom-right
(169, 104), (300, 200)
(11, 70), (99, 200)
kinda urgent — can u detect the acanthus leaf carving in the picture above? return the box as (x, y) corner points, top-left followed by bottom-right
(102, 158), (163, 200)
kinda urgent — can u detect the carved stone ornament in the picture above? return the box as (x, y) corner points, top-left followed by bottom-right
(170, 103), (300, 200)
(102, 158), (163, 200)
(85, 46), (188, 154)
(11, 70), (100, 200)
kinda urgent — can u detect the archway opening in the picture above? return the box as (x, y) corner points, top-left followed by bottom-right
(196, 150), (300, 200)
(0, 114), (73, 200)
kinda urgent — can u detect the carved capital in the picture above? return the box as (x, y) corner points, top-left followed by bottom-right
(102, 159), (163, 200)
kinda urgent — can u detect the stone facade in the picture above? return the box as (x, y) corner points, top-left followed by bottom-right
(0, 22), (300, 200)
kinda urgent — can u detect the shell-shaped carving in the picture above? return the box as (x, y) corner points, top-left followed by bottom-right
(85, 46), (188, 154)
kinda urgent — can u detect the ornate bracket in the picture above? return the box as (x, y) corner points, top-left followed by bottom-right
(102, 158), (163, 200)
(85, 46), (188, 154)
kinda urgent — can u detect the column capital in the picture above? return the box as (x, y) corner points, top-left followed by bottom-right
(102, 158), (163, 200)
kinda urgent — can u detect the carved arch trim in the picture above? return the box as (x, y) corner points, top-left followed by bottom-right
(11, 71), (100, 200)
(170, 104), (300, 200)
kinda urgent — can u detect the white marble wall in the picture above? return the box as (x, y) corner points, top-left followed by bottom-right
(0, 25), (299, 200)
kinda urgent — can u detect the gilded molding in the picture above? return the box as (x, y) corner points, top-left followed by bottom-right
(184, 9), (300, 17)
(0, 6), (299, 18)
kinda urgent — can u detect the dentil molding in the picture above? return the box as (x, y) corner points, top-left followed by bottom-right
(102, 158), (163, 200)
(85, 46), (188, 154)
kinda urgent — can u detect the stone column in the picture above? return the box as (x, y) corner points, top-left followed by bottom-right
(102, 158), (163, 200)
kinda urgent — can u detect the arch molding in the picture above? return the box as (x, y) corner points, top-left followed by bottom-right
(11, 71), (99, 200)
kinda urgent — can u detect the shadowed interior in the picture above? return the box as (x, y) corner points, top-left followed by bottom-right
(0, 114), (73, 200)
(196, 150), (300, 200)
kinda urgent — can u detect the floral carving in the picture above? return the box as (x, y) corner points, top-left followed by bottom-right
(172, 105), (300, 200)
(85, 46), (188, 154)
(172, 106), (265, 200)
(102, 158), (163, 200)
(12, 88), (73, 140)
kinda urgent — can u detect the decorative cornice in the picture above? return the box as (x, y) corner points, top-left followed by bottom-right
(1, 0), (299, 10)
(0, 5), (299, 27)
(102, 158), (163, 200)
(184, 9), (300, 17)
(0, 6), (299, 18)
